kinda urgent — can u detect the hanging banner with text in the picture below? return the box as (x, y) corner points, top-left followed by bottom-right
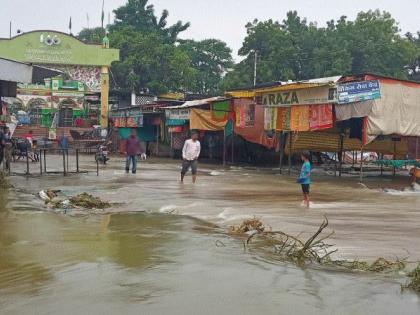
(337, 80), (381, 104)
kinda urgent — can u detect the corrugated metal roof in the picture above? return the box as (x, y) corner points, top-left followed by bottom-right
(165, 96), (229, 109)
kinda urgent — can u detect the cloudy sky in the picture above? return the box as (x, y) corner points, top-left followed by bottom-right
(1, 0), (420, 58)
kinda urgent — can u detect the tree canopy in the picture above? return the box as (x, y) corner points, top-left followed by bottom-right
(223, 10), (420, 90)
(78, 0), (232, 95)
(77, 3), (420, 94)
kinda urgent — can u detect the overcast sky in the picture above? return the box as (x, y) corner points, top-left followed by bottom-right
(1, 0), (420, 59)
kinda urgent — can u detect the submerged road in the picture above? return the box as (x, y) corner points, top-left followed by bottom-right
(7, 155), (420, 261)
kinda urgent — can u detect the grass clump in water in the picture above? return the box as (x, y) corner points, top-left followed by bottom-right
(403, 264), (420, 293)
(69, 193), (111, 209)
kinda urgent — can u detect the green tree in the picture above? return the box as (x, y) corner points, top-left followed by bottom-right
(223, 10), (419, 90)
(179, 39), (234, 95)
(77, 27), (106, 44)
(110, 0), (190, 43)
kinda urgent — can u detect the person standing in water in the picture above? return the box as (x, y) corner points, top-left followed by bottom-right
(298, 151), (311, 208)
(181, 130), (201, 183)
(125, 129), (142, 174)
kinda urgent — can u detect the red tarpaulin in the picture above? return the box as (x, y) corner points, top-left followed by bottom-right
(233, 98), (277, 149)
(309, 104), (333, 131)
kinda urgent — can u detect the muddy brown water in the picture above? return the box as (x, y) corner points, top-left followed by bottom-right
(1, 156), (420, 314)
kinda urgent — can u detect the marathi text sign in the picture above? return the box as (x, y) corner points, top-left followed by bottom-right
(165, 108), (191, 120)
(337, 80), (381, 104)
(261, 86), (336, 107)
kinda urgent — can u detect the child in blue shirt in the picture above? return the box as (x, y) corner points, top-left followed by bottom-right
(298, 151), (311, 208)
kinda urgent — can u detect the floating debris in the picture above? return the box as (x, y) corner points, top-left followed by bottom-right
(69, 193), (111, 209)
(39, 191), (111, 210)
(232, 216), (408, 273)
(403, 264), (420, 293)
(229, 217), (267, 234)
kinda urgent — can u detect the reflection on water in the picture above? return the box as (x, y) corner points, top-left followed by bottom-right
(1, 160), (420, 314)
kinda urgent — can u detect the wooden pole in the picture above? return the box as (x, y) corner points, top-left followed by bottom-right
(338, 134), (344, 177)
(288, 132), (292, 175)
(279, 132), (285, 174)
(416, 136), (419, 159)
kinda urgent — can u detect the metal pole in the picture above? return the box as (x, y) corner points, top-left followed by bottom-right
(66, 150), (69, 173)
(9, 21), (11, 39)
(359, 147), (364, 183)
(231, 131), (234, 164)
(223, 128), (226, 166)
(380, 153), (384, 176)
(43, 149), (47, 173)
(288, 132), (292, 175)
(26, 150), (30, 175)
(96, 158), (99, 176)
(156, 125), (160, 156)
(39, 150), (43, 175)
(393, 140), (397, 177)
(76, 149), (79, 173)
(62, 150), (66, 176)
(416, 136), (419, 159)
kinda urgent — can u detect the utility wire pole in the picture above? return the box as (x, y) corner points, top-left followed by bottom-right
(253, 50), (258, 86)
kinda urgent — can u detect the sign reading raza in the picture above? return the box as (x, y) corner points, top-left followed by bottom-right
(261, 86), (336, 106)
(337, 80), (381, 104)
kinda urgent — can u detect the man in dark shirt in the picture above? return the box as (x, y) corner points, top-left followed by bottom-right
(125, 129), (144, 174)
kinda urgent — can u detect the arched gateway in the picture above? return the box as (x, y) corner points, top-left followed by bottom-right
(0, 31), (119, 128)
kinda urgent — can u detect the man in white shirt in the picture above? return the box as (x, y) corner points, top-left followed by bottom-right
(181, 130), (201, 183)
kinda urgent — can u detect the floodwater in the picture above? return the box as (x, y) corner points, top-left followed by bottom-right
(1, 156), (420, 314)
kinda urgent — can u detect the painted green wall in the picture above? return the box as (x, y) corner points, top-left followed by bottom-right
(0, 31), (119, 66)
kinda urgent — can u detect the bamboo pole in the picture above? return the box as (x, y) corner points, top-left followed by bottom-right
(288, 132), (292, 175)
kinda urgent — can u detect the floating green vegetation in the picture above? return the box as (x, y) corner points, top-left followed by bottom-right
(403, 264), (420, 293)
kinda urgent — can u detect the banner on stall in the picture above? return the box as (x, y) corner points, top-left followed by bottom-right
(276, 107), (291, 131)
(290, 106), (310, 131)
(261, 86), (336, 107)
(126, 115), (143, 128)
(309, 104), (333, 130)
(337, 79), (381, 104)
(211, 100), (230, 121)
(165, 108), (191, 120)
(264, 107), (278, 130)
(235, 103), (255, 128)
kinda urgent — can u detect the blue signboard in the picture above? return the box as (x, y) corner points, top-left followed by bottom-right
(337, 80), (381, 104)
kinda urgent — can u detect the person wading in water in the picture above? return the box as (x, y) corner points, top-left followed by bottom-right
(298, 151), (312, 208)
(125, 129), (143, 174)
(181, 130), (201, 183)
